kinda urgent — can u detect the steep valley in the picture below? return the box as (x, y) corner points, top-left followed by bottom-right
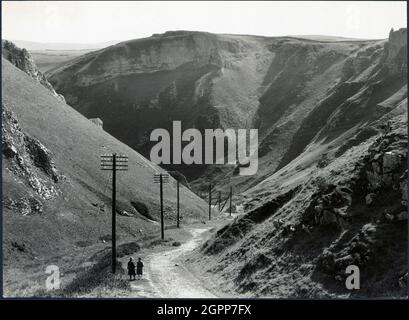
(189, 29), (408, 298)
(47, 29), (407, 198)
(3, 26), (408, 298)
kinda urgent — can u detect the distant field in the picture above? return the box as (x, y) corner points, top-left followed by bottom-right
(30, 49), (94, 73)
(289, 35), (377, 42)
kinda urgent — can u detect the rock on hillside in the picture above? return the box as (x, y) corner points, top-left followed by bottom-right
(2, 40), (65, 102)
(3, 105), (61, 203)
(386, 28), (407, 70)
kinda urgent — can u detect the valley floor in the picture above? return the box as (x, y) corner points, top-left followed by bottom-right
(3, 214), (233, 298)
(118, 222), (227, 298)
(79, 217), (233, 298)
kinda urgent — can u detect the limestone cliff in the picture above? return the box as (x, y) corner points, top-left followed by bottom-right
(2, 40), (65, 102)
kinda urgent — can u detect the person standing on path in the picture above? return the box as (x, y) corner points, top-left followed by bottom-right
(136, 257), (144, 280)
(128, 258), (136, 281)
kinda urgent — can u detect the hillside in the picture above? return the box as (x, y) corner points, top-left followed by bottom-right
(47, 30), (406, 197)
(2, 51), (208, 296)
(47, 31), (275, 181)
(11, 28), (407, 298)
(189, 29), (408, 298)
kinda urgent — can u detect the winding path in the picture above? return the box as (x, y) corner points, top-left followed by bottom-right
(123, 227), (217, 298)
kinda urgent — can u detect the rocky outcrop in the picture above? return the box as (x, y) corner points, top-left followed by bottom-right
(310, 184), (352, 227)
(366, 135), (406, 190)
(3, 196), (43, 216)
(317, 223), (378, 278)
(364, 132), (407, 221)
(385, 28), (407, 75)
(311, 130), (407, 290)
(2, 104), (61, 201)
(24, 135), (60, 183)
(341, 43), (384, 80)
(2, 40), (65, 102)
(307, 128), (407, 229)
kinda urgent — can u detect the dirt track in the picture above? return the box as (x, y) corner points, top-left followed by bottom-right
(121, 226), (219, 298)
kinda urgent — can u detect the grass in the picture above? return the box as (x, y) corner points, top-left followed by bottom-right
(34, 258), (130, 298)
(33, 242), (141, 298)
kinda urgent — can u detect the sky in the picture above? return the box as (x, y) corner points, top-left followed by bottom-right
(2, 1), (407, 44)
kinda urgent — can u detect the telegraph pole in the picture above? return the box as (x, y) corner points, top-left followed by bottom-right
(229, 186), (233, 217)
(177, 180), (180, 228)
(208, 184), (212, 220)
(101, 153), (128, 274)
(160, 174), (164, 239)
(154, 173), (169, 239)
(112, 154), (116, 273)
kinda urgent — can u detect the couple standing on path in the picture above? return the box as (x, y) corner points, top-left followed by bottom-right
(128, 257), (144, 281)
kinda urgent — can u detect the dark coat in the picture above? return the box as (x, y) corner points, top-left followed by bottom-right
(136, 261), (144, 275)
(128, 261), (136, 276)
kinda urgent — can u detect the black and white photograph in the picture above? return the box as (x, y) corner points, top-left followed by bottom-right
(0, 0), (408, 303)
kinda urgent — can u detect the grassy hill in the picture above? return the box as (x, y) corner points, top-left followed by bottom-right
(2, 57), (207, 296)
